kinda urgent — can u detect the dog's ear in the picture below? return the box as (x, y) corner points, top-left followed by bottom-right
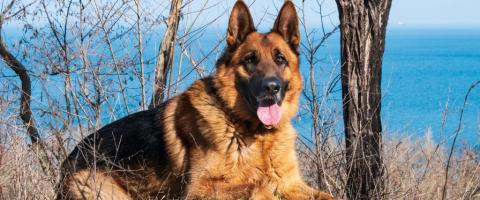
(227, 1), (255, 50)
(272, 1), (299, 53)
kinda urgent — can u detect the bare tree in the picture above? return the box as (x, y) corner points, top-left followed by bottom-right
(151, 0), (183, 108)
(0, 0), (52, 176)
(133, 0), (147, 110)
(297, 0), (342, 196)
(335, 0), (392, 199)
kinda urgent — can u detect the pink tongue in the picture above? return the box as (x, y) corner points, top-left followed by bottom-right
(256, 104), (282, 126)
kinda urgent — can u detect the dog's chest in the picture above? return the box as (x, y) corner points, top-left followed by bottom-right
(202, 131), (285, 184)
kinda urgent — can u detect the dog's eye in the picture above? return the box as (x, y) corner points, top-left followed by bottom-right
(275, 53), (287, 65)
(243, 53), (257, 65)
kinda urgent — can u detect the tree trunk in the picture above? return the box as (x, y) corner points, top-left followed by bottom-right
(150, 0), (182, 108)
(335, 0), (392, 199)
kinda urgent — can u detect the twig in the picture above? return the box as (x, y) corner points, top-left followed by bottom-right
(441, 80), (480, 200)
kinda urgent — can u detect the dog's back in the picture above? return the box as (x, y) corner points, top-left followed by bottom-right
(56, 106), (185, 199)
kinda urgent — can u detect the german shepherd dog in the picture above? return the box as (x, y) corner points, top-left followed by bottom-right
(56, 1), (333, 199)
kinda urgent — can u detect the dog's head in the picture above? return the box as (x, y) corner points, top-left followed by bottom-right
(215, 0), (302, 129)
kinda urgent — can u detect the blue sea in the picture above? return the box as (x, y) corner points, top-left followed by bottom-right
(381, 28), (479, 144)
(1, 27), (479, 146)
(295, 27), (480, 145)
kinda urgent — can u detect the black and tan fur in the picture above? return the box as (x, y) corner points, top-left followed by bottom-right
(56, 1), (333, 199)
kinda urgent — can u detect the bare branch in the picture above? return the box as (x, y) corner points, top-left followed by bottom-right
(150, 0), (182, 108)
(442, 80), (480, 200)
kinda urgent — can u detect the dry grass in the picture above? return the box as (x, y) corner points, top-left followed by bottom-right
(0, 122), (478, 200)
(0, 134), (56, 200)
(298, 129), (480, 200)
(382, 132), (480, 199)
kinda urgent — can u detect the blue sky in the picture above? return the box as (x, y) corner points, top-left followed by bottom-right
(389, 0), (480, 27)
(190, 0), (480, 29)
(3, 0), (479, 31)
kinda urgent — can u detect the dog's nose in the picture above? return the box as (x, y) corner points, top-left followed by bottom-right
(262, 77), (281, 95)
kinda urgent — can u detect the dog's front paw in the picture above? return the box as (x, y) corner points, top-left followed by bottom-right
(314, 191), (334, 200)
